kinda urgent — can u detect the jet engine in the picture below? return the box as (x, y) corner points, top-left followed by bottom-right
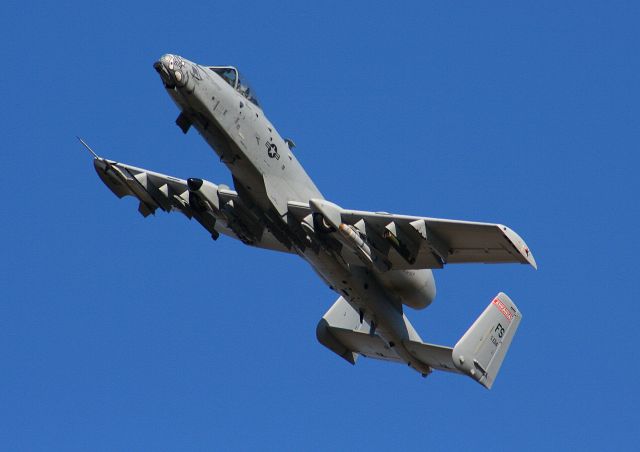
(377, 269), (436, 310)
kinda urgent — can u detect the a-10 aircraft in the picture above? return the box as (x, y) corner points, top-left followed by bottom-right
(85, 54), (536, 389)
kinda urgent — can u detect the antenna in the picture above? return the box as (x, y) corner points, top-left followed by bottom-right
(77, 136), (100, 159)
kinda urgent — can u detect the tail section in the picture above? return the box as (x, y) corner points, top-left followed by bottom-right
(316, 292), (522, 389)
(452, 292), (522, 389)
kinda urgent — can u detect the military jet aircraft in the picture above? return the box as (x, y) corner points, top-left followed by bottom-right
(85, 54), (536, 389)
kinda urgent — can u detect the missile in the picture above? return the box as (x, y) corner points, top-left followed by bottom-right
(338, 224), (391, 272)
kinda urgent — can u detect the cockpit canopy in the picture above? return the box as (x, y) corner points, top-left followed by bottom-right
(208, 66), (260, 107)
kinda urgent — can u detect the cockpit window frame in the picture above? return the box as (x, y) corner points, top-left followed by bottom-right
(208, 66), (239, 89)
(208, 65), (261, 108)
(236, 70), (260, 108)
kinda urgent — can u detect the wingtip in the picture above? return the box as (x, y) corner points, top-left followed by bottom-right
(523, 248), (538, 270)
(521, 242), (537, 270)
(499, 224), (538, 270)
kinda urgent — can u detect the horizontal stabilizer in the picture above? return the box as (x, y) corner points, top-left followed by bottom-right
(316, 296), (420, 365)
(316, 296), (457, 372)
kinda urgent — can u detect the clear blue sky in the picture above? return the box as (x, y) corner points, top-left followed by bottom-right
(2, 1), (638, 450)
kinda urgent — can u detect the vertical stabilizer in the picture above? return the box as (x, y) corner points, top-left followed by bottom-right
(452, 293), (522, 389)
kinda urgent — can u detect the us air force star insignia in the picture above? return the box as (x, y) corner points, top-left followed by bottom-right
(266, 142), (280, 159)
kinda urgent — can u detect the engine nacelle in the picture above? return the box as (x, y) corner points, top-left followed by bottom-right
(377, 269), (436, 310)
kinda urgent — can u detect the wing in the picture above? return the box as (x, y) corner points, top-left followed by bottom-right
(93, 157), (290, 253)
(288, 200), (536, 270)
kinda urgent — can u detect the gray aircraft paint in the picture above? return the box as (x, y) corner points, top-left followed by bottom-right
(87, 54), (536, 388)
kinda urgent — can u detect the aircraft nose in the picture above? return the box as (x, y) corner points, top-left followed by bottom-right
(153, 54), (187, 87)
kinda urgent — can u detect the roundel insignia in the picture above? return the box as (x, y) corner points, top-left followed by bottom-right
(265, 142), (280, 160)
